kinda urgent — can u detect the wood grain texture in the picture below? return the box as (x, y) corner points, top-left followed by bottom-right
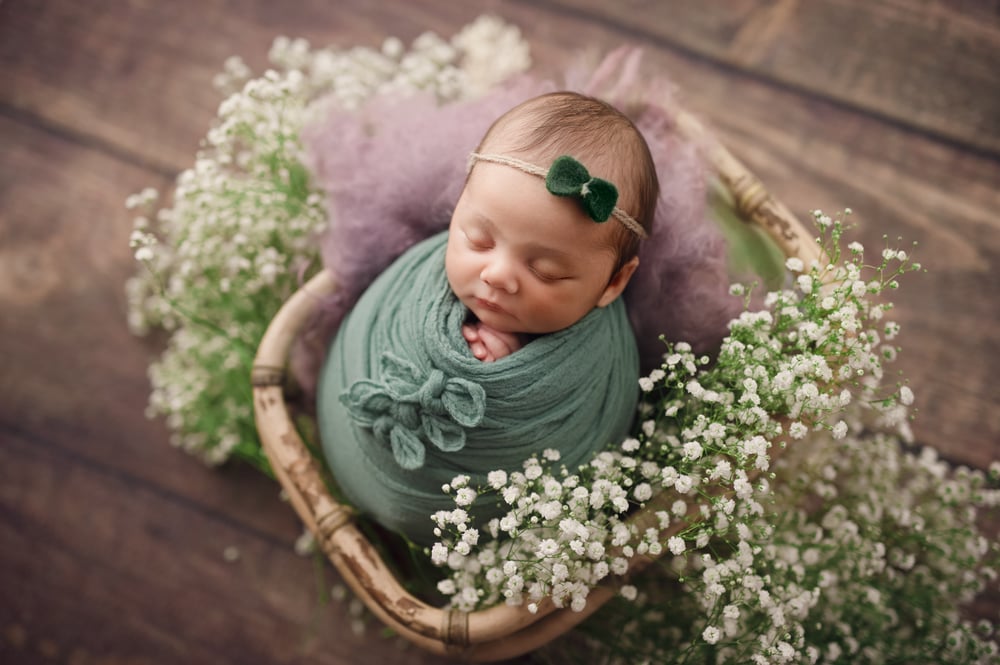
(0, 432), (444, 665)
(0, 0), (478, 174)
(1, 0), (997, 662)
(528, 0), (1000, 155)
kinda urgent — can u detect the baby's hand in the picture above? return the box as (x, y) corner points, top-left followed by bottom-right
(461, 321), (523, 362)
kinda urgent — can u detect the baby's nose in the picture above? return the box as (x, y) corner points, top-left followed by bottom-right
(480, 259), (518, 293)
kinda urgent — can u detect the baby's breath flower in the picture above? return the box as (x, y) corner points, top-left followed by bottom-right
(134, 245), (155, 262)
(536, 538), (559, 558)
(502, 485), (520, 505)
(788, 422), (808, 439)
(487, 469), (508, 489)
(682, 441), (703, 460)
(454, 487), (476, 506)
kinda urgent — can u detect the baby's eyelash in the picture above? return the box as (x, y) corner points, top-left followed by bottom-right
(464, 231), (493, 249)
(530, 267), (567, 282)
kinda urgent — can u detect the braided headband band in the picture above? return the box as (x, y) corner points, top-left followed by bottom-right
(467, 152), (648, 240)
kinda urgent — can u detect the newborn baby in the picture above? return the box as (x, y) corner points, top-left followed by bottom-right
(317, 91), (658, 544)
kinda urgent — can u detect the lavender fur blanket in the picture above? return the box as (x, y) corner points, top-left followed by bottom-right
(296, 49), (741, 390)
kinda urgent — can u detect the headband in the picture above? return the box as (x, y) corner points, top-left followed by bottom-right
(467, 153), (648, 240)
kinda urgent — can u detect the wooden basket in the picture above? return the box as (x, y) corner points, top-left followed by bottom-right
(252, 108), (822, 661)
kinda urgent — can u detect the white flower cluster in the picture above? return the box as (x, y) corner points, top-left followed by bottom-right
(430, 212), (999, 662)
(434, 448), (671, 613)
(214, 15), (530, 112)
(125, 17), (532, 466)
(589, 413), (1000, 664)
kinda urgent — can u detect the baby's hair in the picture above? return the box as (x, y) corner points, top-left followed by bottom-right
(475, 91), (660, 273)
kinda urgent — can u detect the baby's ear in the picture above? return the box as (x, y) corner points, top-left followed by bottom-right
(597, 256), (639, 308)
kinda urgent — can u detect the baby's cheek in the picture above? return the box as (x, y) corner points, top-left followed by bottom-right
(443, 242), (457, 283)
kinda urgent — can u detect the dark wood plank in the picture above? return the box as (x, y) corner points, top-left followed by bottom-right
(0, 0), (470, 173)
(0, 431), (449, 665)
(531, 0), (1000, 155)
(0, 113), (304, 535)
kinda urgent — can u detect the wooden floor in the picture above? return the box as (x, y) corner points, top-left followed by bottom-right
(2, 1), (998, 663)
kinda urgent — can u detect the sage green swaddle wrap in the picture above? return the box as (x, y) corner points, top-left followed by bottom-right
(317, 231), (640, 545)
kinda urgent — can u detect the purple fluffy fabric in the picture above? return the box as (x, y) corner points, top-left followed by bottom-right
(294, 49), (742, 391)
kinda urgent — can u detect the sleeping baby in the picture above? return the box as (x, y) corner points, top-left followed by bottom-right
(316, 91), (659, 545)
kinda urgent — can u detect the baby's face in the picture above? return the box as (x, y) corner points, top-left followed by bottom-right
(445, 161), (631, 336)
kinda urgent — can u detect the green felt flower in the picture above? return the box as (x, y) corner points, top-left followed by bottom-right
(341, 352), (486, 470)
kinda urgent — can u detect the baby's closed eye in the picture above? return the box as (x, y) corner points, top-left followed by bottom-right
(529, 262), (572, 282)
(463, 228), (493, 250)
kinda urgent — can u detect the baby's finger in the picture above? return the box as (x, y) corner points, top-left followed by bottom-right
(469, 340), (488, 360)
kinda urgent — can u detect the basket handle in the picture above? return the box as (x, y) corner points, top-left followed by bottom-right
(674, 109), (824, 269)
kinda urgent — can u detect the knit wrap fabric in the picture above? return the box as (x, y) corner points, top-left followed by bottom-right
(317, 231), (640, 545)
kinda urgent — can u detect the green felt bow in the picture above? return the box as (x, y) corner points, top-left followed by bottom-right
(545, 155), (619, 223)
